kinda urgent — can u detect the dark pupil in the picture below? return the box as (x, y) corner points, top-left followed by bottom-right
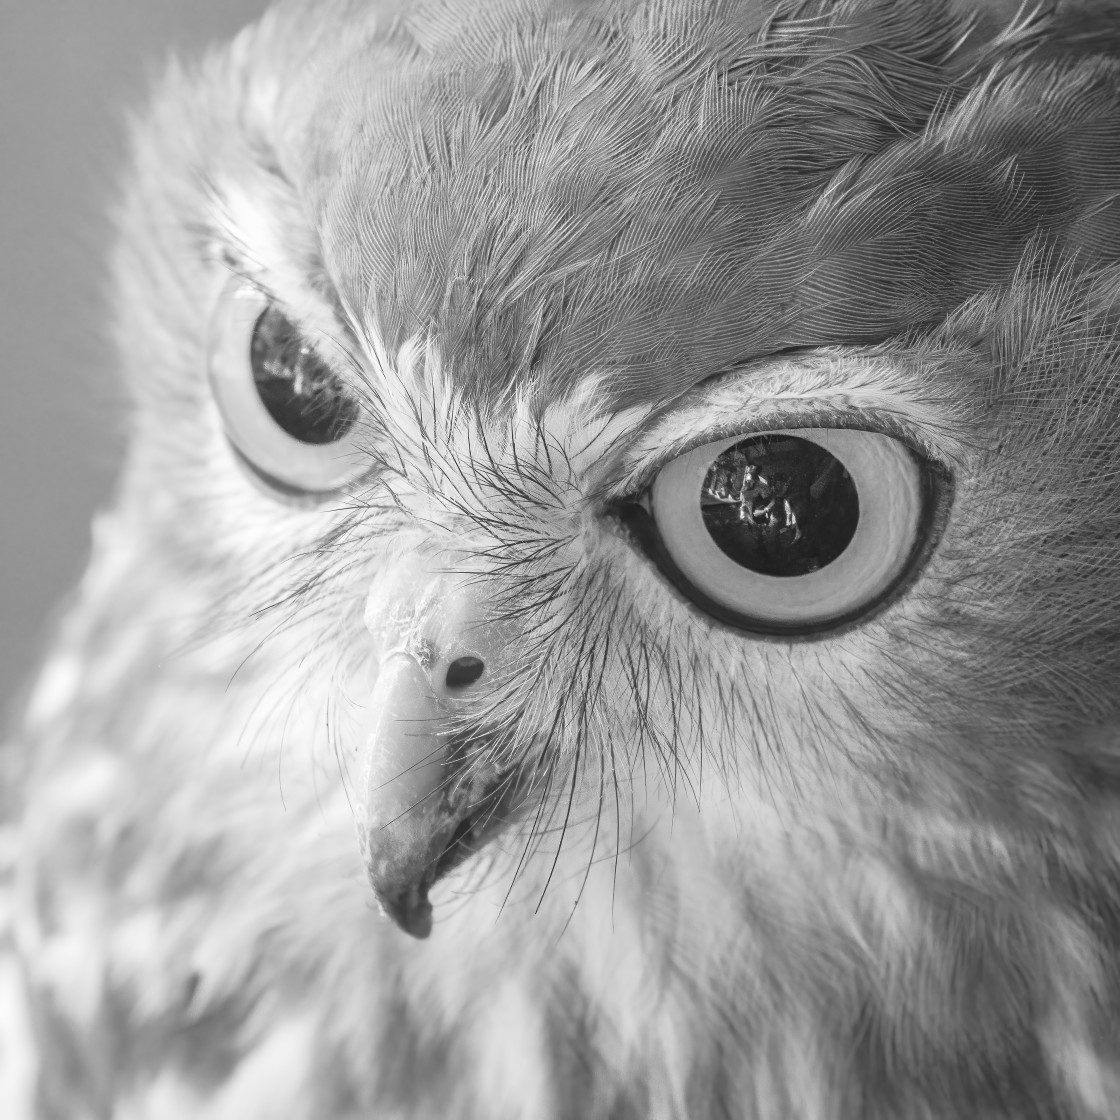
(250, 306), (358, 444)
(701, 435), (859, 577)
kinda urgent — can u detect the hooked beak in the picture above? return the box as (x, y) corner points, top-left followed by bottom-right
(359, 574), (520, 938)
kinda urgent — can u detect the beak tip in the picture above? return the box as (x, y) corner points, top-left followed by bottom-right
(374, 883), (434, 940)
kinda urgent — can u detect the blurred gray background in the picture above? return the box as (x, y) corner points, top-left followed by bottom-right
(0, 1), (271, 716)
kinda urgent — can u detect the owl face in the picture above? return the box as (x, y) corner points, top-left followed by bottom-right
(98, 0), (1120, 946)
(33, 1), (1120, 1111)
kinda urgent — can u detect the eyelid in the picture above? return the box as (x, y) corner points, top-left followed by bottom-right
(606, 401), (949, 504)
(218, 266), (377, 413)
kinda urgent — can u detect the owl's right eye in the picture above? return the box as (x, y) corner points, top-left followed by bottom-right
(621, 427), (944, 636)
(208, 280), (369, 495)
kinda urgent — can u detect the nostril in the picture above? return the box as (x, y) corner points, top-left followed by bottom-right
(445, 656), (485, 690)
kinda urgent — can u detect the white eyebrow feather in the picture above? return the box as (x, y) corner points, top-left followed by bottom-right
(357, 335), (655, 496)
(208, 174), (356, 369)
(609, 351), (974, 498)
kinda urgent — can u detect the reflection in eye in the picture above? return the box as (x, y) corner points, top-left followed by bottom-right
(250, 304), (359, 446)
(700, 435), (860, 577)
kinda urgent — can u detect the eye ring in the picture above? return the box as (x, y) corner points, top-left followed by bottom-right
(624, 428), (947, 637)
(208, 279), (371, 496)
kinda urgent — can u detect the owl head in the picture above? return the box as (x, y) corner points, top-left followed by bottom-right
(39, 0), (1120, 1112)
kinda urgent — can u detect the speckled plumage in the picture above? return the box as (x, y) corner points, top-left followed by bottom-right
(5, 0), (1120, 1116)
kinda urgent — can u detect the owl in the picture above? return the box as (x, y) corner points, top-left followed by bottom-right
(4, 0), (1120, 1116)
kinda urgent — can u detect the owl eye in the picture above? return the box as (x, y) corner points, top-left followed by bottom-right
(208, 280), (368, 494)
(632, 428), (936, 635)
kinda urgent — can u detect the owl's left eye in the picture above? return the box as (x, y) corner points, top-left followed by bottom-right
(208, 280), (369, 495)
(623, 428), (940, 635)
